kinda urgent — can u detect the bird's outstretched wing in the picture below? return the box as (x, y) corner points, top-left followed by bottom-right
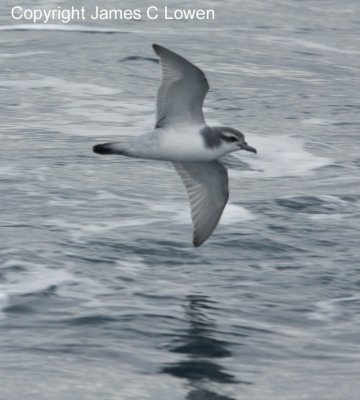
(172, 161), (229, 247)
(153, 44), (209, 129)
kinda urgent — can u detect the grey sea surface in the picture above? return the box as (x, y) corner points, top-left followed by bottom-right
(1, 0), (360, 399)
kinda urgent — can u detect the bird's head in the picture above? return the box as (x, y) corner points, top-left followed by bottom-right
(218, 127), (257, 154)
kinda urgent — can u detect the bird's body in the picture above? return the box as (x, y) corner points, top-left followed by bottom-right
(93, 44), (256, 247)
(106, 125), (236, 162)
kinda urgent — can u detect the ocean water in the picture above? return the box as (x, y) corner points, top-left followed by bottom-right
(1, 0), (360, 399)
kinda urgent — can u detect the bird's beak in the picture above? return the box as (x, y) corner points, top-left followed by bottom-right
(239, 143), (257, 154)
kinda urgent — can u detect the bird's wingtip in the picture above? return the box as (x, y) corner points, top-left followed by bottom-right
(192, 237), (204, 248)
(152, 43), (160, 53)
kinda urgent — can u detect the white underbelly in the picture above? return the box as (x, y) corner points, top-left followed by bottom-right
(159, 129), (226, 161)
(160, 135), (210, 161)
(127, 128), (227, 162)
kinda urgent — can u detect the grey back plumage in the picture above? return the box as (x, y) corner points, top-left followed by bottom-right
(153, 44), (209, 128)
(200, 126), (222, 149)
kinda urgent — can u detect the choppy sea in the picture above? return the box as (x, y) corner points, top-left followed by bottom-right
(1, 0), (360, 399)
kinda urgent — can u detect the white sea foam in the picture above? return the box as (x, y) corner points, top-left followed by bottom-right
(220, 204), (255, 224)
(259, 34), (360, 56)
(0, 166), (19, 177)
(308, 213), (347, 222)
(282, 194), (348, 206)
(211, 63), (314, 80)
(0, 257), (140, 313)
(308, 295), (360, 322)
(230, 133), (330, 178)
(275, 194), (353, 222)
(296, 39), (360, 55)
(65, 99), (152, 125)
(0, 259), (74, 296)
(0, 259), (74, 314)
(316, 195), (348, 205)
(93, 190), (146, 206)
(55, 95), (154, 137)
(0, 75), (119, 96)
(0, 51), (51, 59)
(0, 24), (124, 33)
(45, 217), (158, 241)
(304, 195), (352, 222)
(47, 198), (87, 207)
(0, 293), (9, 315)
(151, 202), (255, 225)
(301, 118), (336, 126)
(94, 190), (123, 200)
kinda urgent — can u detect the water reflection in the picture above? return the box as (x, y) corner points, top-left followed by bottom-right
(162, 294), (247, 400)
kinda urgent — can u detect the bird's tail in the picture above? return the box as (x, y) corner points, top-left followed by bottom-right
(93, 142), (127, 155)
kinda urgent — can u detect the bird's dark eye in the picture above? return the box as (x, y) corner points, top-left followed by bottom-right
(221, 134), (238, 143)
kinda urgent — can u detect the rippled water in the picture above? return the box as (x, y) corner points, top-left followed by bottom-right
(1, 0), (360, 399)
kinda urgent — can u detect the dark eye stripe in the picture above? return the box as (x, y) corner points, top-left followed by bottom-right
(221, 134), (238, 142)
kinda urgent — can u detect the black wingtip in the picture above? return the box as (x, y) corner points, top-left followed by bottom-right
(152, 43), (160, 52)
